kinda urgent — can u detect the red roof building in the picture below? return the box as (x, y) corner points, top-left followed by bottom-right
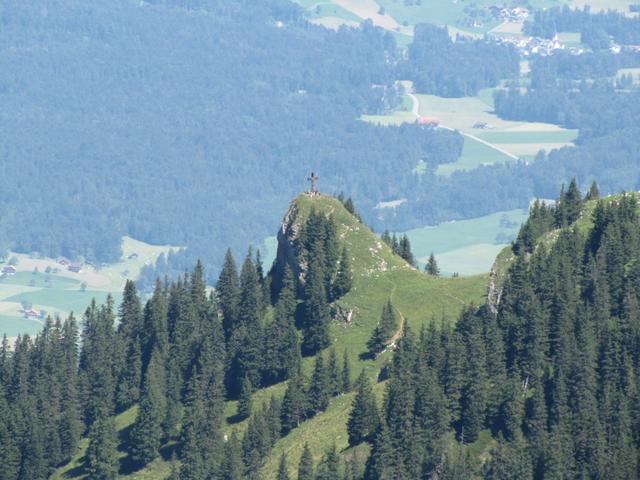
(418, 116), (440, 126)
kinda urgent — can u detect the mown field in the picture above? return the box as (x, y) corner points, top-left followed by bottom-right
(402, 208), (528, 275)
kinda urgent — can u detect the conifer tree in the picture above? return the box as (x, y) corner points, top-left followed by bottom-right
(237, 376), (253, 421)
(332, 248), (352, 300)
(347, 370), (379, 445)
(364, 420), (395, 480)
(129, 348), (167, 467)
(367, 301), (398, 356)
(341, 349), (352, 393)
(308, 354), (330, 415)
(222, 431), (244, 480)
(425, 253), (440, 276)
(59, 316), (83, 463)
(115, 280), (144, 411)
(277, 452), (291, 480)
(217, 248), (240, 340)
(327, 347), (340, 397)
(85, 410), (118, 480)
(301, 254), (331, 355)
(316, 444), (340, 480)
(398, 235), (416, 266)
(281, 369), (308, 435)
(298, 443), (314, 480)
(263, 266), (300, 384)
(585, 180), (600, 201)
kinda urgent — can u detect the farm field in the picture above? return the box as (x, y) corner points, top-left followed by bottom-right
(363, 87), (576, 175)
(0, 236), (178, 339)
(401, 208), (529, 275)
(617, 67), (640, 84)
(296, 0), (586, 39)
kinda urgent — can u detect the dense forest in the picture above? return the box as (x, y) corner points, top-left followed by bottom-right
(526, 6), (640, 49)
(0, 0), (468, 281)
(3, 186), (640, 479)
(358, 183), (640, 478)
(2, 0), (640, 284)
(405, 24), (519, 97)
(0, 203), (358, 479)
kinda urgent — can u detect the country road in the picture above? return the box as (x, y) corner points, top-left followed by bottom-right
(407, 91), (519, 161)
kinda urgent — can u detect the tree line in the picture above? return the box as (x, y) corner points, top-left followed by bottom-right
(347, 183), (640, 479)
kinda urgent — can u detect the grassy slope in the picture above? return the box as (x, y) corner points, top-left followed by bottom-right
(53, 194), (488, 479)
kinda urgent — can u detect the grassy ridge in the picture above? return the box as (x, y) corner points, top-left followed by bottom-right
(53, 194), (488, 479)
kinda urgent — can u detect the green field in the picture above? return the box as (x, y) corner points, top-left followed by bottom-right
(476, 130), (578, 144)
(307, 2), (363, 25)
(0, 237), (177, 339)
(436, 136), (516, 176)
(617, 67), (640, 84)
(402, 208), (528, 275)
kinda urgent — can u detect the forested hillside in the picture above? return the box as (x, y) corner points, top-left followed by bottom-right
(0, 0), (466, 279)
(0, 193), (485, 479)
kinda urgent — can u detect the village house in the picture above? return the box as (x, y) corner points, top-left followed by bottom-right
(418, 116), (441, 128)
(2, 265), (17, 275)
(68, 262), (83, 273)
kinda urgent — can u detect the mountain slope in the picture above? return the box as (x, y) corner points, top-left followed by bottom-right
(53, 193), (488, 479)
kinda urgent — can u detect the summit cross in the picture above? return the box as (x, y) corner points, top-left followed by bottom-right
(307, 172), (319, 195)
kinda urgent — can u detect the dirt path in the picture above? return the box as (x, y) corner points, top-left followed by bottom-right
(386, 281), (406, 348)
(407, 91), (519, 160)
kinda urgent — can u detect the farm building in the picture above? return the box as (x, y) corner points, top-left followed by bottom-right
(23, 308), (41, 318)
(473, 121), (493, 129)
(2, 265), (17, 275)
(417, 116), (440, 127)
(128, 253), (139, 260)
(58, 257), (70, 266)
(68, 262), (83, 273)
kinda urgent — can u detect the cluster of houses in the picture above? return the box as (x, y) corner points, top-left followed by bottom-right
(489, 6), (529, 22)
(495, 34), (584, 57)
(57, 257), (83, 273)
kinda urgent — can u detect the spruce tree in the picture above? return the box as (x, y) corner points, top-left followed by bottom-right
(263, 266), (300, 384)
(281, 370), (307, 435)
(347, 370), (379, 445)
(585, 180), (600, 201)
(301, 253), (331, 355)
(367, 301), (398, 356)
(307, 354), (330, 415)
(327, 347), (340, 397)
(115, 280), (143, 411)
(341, 349), (352, 393)
(217, 248), (240, 340)
(277, 452), (291, 480)
(129, 348), (167, 467)
(425, 253), (440, 276)
(222, 431), (244, 480)
(316, 444), (340, 480)
(85, 411), (118, 480)
(237, 376), (253, 421)
(298, 443), (314, 480)
(398, 235), (416, 266)
(332, 248), (352, 300)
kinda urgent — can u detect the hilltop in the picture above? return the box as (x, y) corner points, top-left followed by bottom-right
(51, 193), (487, 480)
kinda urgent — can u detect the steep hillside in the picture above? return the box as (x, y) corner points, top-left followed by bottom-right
(260, 194), (487, 476)
(488, 191), (640, 313)
(52, 193), (487, 479)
